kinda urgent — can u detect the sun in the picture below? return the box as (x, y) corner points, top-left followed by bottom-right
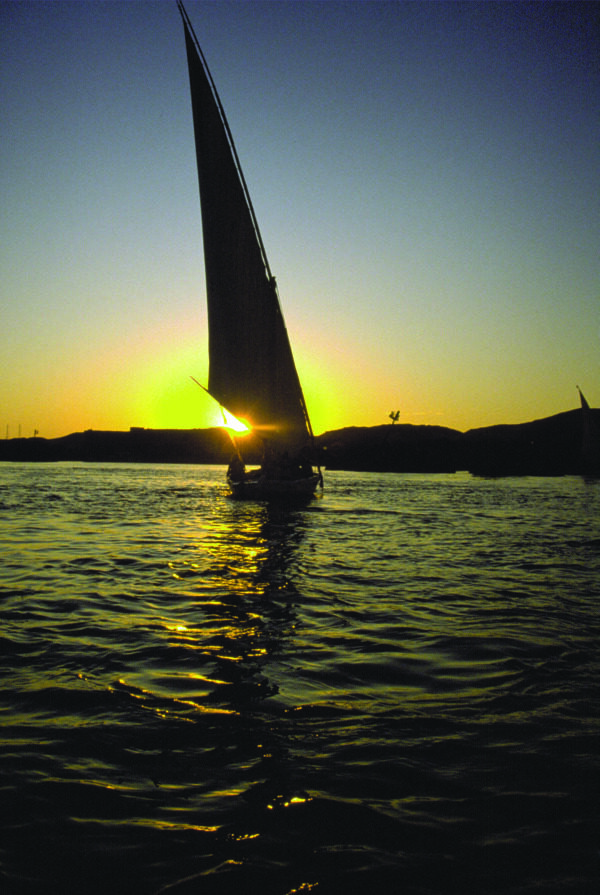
(222, 408), (251, 434)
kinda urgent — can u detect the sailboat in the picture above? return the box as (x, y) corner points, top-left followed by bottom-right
(577, 386), (600, 475)
(178, 2), (322, 499)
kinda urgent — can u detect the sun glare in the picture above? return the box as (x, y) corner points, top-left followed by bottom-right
(223, 408), (250, 434)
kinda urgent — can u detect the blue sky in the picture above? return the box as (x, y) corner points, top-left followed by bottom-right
(2, 0), (598, 438)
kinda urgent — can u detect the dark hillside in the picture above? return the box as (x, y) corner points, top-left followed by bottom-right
(1, 408), (597, 475)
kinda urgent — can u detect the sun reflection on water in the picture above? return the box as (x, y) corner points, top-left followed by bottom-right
(120, 502), (311, 719)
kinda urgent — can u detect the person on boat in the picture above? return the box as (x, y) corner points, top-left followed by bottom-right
(260, 442), (277, 479)
(227, 454), (246, 481)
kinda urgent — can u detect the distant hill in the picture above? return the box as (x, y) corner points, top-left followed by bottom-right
(315, 424), (461, 473)
(461, 409), (591, 475)
(1, 408), (598, 475)
(0, 427), (256, 465)
(318, 408), (598, 475)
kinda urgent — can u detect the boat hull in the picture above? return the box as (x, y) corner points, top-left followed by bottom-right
(227, 472), (321, 501)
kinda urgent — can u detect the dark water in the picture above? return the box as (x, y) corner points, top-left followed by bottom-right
(1, 463), (599, 894)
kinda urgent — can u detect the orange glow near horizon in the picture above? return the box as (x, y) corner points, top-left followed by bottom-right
(5, 323), (592, 441)
(2, 288), (593, 440)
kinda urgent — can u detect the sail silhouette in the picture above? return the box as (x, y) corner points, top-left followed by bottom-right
(179, 2), (312, 453)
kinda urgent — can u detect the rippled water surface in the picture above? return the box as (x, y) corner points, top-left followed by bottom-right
(1, 463), (599, 894)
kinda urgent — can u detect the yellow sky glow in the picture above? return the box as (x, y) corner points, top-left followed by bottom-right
(1, 3), (597, 441)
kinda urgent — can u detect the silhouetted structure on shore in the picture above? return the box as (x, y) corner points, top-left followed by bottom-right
(1, 407), (598, 476)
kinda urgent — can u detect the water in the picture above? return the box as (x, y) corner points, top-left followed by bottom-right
(1, 463), (599, 894)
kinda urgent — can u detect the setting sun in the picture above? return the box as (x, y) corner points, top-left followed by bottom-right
(222, 408), (250, 434)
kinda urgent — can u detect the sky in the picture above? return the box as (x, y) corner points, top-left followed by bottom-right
(1, 0), (598, 439)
